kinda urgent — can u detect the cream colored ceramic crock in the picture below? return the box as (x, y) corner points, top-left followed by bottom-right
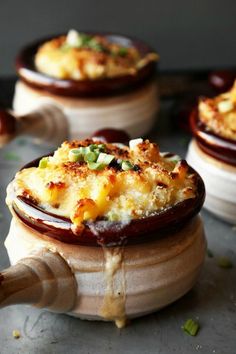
(1, 213), (205, 328)
(13, 80), (159, 139)
(0, 139), (206, 328)
(187, 139), (236, 223)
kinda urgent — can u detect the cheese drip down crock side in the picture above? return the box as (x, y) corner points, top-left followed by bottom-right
(5, 138), (206, 327)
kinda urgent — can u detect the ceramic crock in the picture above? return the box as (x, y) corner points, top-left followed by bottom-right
(0, 152), (206, 328)
(13, 33), (159, 139)
(187, 109), (236, 223)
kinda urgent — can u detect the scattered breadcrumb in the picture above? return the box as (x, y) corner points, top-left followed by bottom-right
(12, 330), (21, 339)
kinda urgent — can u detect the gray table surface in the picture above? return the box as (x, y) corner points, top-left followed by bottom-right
(0, 99), (236, 354)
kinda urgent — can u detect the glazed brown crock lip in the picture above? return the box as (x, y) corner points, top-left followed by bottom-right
(15, 32), (157, 98)
(190, 108), (236, 166)
(11, 155), (205, 247)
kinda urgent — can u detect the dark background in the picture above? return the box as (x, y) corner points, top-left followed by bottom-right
(0, 0), (235, 76)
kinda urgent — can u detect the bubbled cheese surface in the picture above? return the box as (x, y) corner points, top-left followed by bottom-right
(14, 139), (196, 231)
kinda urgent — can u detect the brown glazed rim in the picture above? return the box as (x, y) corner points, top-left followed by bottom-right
(11, 155), (205, 247)
(15, 32), (158, 98)
(190, 108), (236, 166)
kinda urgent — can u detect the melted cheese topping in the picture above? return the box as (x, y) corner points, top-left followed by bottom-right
(35, 30), (159, 80)
(13, 139), (196, 232)
(199, 81), (236, 140)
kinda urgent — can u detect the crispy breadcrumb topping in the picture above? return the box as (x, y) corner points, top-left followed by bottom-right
(14, 139), (196, 232)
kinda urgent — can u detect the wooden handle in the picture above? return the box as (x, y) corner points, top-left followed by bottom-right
(0, 248), (77, 313)
(0, 103), (69, 148)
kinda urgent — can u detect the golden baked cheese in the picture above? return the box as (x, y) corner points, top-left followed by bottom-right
(35, 30), (159, 80)
(199, 81), (236, 140)
(13, 139), (196, 232)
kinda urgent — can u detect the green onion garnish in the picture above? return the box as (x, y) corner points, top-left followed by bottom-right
(217, 256), (233, 269)
(69, 149), (83, 162)
(97, 153), (115, 165)
(79, 146), (88, 155)
(87, 162), (106, 171)
(97, 144), (106, 152)
(182, 319), (200, 336)
(121, 160), (134, 171)
(84, 151), (98, 163)
(78, 33), (92, 47)
(68, 144), (110, 170)
(88, 38), (105, 52)
(39, 157), (48, 169)
(118, 47), (128, 57)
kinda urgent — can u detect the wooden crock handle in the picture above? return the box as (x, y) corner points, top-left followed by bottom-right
(0, 248), (77, 313)
(0, 103), (69, 148)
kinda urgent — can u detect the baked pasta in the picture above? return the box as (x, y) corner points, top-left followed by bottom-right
(199, 81), (236, 140)
(13, 139), (197, 234)
(35, 30), (159, 80)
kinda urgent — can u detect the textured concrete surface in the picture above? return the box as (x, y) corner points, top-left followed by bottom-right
(0, 96), (235, 354)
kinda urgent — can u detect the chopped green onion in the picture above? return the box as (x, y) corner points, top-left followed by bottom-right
(86, 144), (106, 153)
(121, 160), (134, 171)
(39, 157), (48, 169)
(97, 144), (106, 152)
(69, 149), (83, 162)
(84, 151), (98, 163)
(88, 144), (97, 152)
(79, 33), (93, 47)
(207, 249), (214, 258)
(89, 38), (104, 52)
(217, 256), (233, 269)
(78, 146), (88, 155)
(97, 153), (115, 165)
(66, 30), (105, 51)
(182, 319), (200, 336)
(87, 162), (106, 171)
(118, 47), (128, 57)
(66, 30), (92, 48)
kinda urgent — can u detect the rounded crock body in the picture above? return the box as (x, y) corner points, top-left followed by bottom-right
(4, 212), (206, 324)
(13, 79), (159, 139)
(187, 139), (236, 223)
